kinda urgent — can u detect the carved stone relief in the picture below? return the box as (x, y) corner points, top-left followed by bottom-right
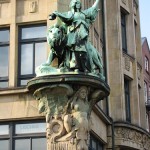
(120, 0), (130, 13)
(115, 127), (150, 150)
(29, 0), (38, 13)
(34, 84), (105, 150)
(124, 56), (130, 71)
(121, 0), (127, 5)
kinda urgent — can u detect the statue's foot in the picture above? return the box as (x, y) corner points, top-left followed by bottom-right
(84, 69), (89, 73)
(59, 67), (69, 72)
(74, 69), (88, 73)
(74, 69), (80, 73)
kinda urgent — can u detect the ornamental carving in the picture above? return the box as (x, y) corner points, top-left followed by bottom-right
(115, 127), (150, 149)
(29, 0), (38, 13)
(121, 0), (127, 5)
(124, 56), (130, 71)
(137, 66), (141, 80)
(26, 0), (110, 149)
(34, 84), (106, 150)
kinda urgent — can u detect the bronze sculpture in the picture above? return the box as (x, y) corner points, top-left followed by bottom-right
(36, 0), (104, 80)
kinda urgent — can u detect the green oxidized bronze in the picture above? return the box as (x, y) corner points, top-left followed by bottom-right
(36, 0), (105, 80)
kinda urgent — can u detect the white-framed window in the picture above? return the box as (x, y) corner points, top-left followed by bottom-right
(145, 56), (149, 72)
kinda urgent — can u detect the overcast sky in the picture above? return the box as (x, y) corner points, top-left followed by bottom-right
(139, 0), (150, 45)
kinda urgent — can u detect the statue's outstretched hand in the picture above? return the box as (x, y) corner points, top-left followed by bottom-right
(49, 13), (56, 20)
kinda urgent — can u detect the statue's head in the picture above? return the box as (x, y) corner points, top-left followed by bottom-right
(69, 0), (82, 10)
(78, 86), (88, 100)
(47, 24), (66, 46)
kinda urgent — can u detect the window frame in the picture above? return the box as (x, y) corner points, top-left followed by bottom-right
(146, 113), (149, 132)
(124, 79), (131, 122)
(0, 120), (46, 150)
(145, 56), (149, 72)
(121, 12), (128, 53)
(144, 81), (148, 102)
(18, 24), (47, 86)
(0, 28), (10, 88)
(89, 133), (104, 150)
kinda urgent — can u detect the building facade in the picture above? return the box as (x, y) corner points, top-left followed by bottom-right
(142, 37), (150, 132)
(0, 0), (150, 150)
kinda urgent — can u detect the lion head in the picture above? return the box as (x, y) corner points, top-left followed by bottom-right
(47, 24), (67, 48)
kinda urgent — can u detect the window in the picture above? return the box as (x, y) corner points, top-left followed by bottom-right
(144, 81), (148, 102)
(0, 124), (9, 150)
(146, 113), (149, 132)
(124, 79), (131, 122)
(0, 121), (46, 150)
(0, 28), (9, 88)
(18, 24), (47, 86)
(134, 21), (137, 51)
(121, 12), (127, 52)
(149, 86), (150, 98)
(89, 134), (103, 150)
(145, 56), (149, 72)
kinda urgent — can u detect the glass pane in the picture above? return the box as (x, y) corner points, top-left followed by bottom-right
(121, 27), (127, 50)
(0, 46), (9, 77)
(0, 30), (9, 42)
(15, 139), (30, 150)
(98, 143), (103, 150)
(32, 138), (46, 150)
(0, 82), (8, 88)
(0, 125), (9, 135)
(0, 140), (9, 150)
(35, 42), (47, 68)
(92, 140), (97, 150)
(21, 44), (33, 75)
(21, 26), (46, 39)
(15, 123), (46, 134)
(20, 79), (29, 86)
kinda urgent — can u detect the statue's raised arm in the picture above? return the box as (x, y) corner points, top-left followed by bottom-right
(49, 0), (100, 24)
(82, 0), (100, 24)
(92, 0), (99, 9)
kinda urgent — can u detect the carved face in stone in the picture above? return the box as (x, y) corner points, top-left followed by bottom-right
(78, 87), (88, 100)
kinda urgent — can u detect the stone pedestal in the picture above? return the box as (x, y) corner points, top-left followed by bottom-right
(27, 74), (110, 150)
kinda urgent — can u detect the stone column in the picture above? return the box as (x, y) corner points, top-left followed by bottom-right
(27, 74), (110, 150)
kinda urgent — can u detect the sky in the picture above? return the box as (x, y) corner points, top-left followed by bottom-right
(139, 0), (150, 45)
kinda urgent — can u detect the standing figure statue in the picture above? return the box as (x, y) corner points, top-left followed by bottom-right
(49, 0), (100, 73)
